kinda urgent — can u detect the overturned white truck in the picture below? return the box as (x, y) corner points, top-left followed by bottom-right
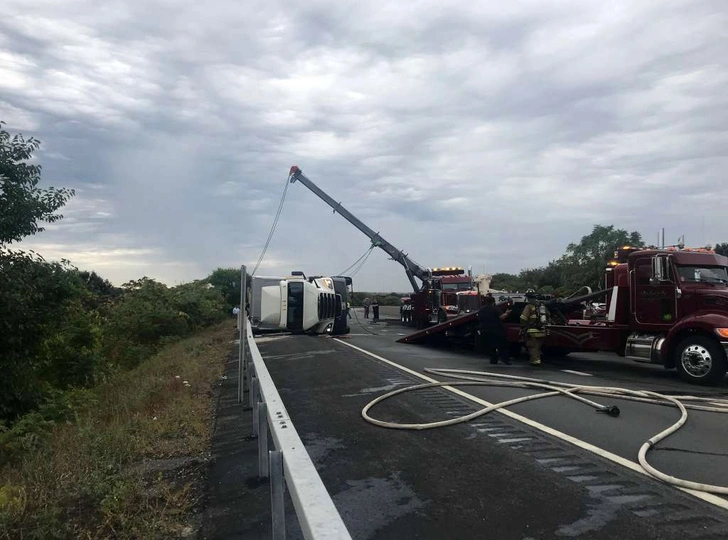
(250, 273), (351, 335)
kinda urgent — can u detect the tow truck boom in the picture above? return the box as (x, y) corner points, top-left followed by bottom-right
(289, 166), (430, 292)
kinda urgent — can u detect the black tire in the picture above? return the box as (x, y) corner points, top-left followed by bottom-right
(674, 335), (727, 385)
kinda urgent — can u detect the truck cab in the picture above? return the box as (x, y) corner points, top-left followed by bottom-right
(611, 247), (728, 384)
(253, 273), (340, 334)
(434, 268), (472, 317)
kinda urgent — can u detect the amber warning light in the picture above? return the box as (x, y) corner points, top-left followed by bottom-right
(431, 267), (465, 276)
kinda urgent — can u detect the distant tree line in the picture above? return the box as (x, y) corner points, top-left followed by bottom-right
(349, 224), (722, 301)
(491, 227), (728, 295)
(0, 122), (236, 426)
(491, 225), (645, 294)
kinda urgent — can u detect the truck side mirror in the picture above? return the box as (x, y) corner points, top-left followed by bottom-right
(650, 257), (668, 285)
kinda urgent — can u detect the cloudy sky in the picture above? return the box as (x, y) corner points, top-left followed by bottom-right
(2, 0), (727, 292)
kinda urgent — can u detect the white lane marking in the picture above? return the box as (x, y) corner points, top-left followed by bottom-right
(561, 369), (593, 377)
(537, 458), (565, 464)
(334, 338), (728, 511)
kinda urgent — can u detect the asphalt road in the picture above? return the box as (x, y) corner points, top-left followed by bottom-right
(352, 307), (728, 491)
(254, 308), (728, 539)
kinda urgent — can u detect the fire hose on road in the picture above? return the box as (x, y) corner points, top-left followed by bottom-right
(361, 368), (728, 495)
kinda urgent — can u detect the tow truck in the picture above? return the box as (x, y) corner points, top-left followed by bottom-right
(288, 166), (463, 328)
(438, 269), (473, 316)
(400, 245), (728, 385)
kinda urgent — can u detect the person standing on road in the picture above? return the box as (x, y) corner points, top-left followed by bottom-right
(520, 292), (549, 366)
(363, 297), (371, 318)
(371, 298), (380, 323)
(477, 296), (512, 365)
(232, 306), (240, 318)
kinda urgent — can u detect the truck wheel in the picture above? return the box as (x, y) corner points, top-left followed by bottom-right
(674, 335), (727, 385)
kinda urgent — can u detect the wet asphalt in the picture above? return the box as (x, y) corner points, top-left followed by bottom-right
(201, 314), (728, 539)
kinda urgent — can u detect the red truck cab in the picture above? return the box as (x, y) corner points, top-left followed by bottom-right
(530, 245), (728, 384)
(612, 247), (728, 382)
(436, 269), (473, 316)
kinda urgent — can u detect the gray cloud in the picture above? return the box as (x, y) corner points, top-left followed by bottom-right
(1, 0), (727, 291)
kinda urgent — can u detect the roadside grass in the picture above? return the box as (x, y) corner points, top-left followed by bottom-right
(0, 321), (235, 539)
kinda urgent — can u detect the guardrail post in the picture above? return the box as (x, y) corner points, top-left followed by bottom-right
(258, 402), (269, 478)
(270, 450), (286, 539)
(252, 377), (259, 436)
(249, 367), (257, 409)
(245, 350), (252, 409)
(238, 265), (247, 403)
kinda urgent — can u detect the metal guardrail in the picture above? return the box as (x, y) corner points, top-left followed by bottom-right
(238, 266), (352, 540)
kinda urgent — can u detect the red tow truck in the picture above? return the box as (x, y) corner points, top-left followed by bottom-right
(438, 269), (473, 316)
(400, 245), (728, 385)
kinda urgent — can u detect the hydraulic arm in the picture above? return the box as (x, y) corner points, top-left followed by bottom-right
(289, 166), (430, 292)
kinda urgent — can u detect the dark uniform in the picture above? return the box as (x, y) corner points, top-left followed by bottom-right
(477, 300), (511, 365)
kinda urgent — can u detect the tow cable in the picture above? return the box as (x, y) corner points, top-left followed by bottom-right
(361, 368), (728, 495)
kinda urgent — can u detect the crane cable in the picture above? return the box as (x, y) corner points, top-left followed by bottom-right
(252, 175), (291, 276)
(361, 368), (728, 495)
(339, 245), (375, 276)
(349, 247), (375, 278)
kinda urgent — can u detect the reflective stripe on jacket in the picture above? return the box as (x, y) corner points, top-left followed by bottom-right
(520, 304), (546, 338)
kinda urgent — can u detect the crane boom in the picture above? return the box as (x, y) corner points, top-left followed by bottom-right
(289, 166), (430, 292)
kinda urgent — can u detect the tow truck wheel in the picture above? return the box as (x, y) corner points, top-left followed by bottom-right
(674, 335), (727, 385)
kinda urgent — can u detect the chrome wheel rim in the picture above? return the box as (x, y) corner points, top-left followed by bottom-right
(681, 344), (712, 378)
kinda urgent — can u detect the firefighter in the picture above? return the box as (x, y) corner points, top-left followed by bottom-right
(520, 291), (549, 366)
(363, 297), (371, 318)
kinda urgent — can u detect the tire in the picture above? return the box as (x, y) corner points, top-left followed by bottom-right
(674, 335), (727, 385)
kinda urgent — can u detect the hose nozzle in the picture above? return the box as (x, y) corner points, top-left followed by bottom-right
(596, 405), (621, 417)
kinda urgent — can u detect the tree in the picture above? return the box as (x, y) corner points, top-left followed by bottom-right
(490, 273), (525, 292)
(0, 121), (75, 245)
(206, 267), (249, 309)
(715, 243), (728, 257)
(0, 251), (97, 419)
(558, 225), (644, 290)
(491, 225), (644, 294)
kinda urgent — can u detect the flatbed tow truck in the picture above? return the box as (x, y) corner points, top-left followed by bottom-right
(399, 245), (728, 385)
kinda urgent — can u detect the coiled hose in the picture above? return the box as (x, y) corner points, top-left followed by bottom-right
(361, 368), (728, 495)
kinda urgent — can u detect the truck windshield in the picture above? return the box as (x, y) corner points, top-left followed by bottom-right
(676, 266), (728, 284)
(287, 282), (304, 331)
(442, 283), (472, 291)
